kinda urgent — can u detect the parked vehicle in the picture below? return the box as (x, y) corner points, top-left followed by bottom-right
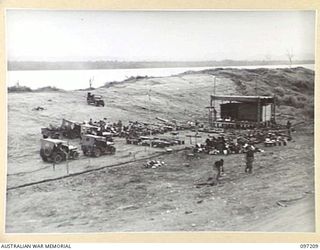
(126, 136), (141, 145)
(87, 92), (105, 107)
(81, 134), (116, 157)
(40, 138), (79, 163)
(41, 126), (62, 139)
(61, 119), (81, 139)
(80, 124), (99, 137)
(41, 119), (81, 139)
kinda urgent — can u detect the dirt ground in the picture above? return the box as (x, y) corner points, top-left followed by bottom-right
(6, 70), (315, 232)
(6, 130), (314, 232)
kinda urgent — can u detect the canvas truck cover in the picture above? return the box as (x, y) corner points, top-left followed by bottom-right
(61, 119), (80, 129)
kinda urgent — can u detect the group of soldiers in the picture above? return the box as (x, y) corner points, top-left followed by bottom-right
(205, 135), (244, 154)
(213, 144), (255, 181)
(211, 120), (294, 181)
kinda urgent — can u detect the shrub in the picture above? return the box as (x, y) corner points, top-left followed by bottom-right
(281, 95), (304, 108)
(8, 86), (32, 93)
(297, 95), (307, 102)
(274, 86), (285, 97)
(304, 104), (314, 119)
(34, 86), (61, 92)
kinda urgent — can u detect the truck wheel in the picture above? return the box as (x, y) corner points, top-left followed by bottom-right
(53, 153), (63, 164)
(110, 147), (116, 154)
(43, 147), (51, 157)
(40, 149), (47, 161)
(71, 133), (77, 139)
(72, 151), (79, 159)
(40, 149), (45, 157)
(93, 148), (101, 157)
(100, 147), (106, 155)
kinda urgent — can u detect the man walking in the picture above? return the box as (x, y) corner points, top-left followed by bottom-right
(213, 159), (224, 181)
(245, 145), (255, 174)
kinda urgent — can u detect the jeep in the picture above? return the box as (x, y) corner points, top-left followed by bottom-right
(81, 134), (116, 157)
(40, 138), (79, 163)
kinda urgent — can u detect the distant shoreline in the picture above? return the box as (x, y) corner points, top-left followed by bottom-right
(7, 60), (314, 71)
(8, 66), (315, 95)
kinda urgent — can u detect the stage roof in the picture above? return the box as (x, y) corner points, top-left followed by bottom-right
(210, 95), (274, 103)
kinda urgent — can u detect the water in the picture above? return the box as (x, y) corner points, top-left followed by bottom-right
(7, 64), (314, 91)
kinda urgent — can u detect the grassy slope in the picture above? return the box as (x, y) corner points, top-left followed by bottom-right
(182, 67), (314, 121)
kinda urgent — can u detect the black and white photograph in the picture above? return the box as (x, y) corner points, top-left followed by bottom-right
(5, 10), (315, 233)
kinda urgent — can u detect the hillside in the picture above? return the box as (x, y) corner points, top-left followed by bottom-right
(181, 67), (314, 121)
(6, 66), (315, 233)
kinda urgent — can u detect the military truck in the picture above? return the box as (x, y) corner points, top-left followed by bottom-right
(41, 119), (81, 139)
(40, 138), (79, 163)
(80, 124), (99, 137)
(81, 134), (116, 157)
(41, 125), (62, 139)
(61, 119), (81, 139)
(87, 92), (105, 107)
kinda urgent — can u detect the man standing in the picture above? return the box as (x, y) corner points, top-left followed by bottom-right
(213, 107), (217, 121)
(245, 145), (255, 174)
(286, 120), (292, 138)
(213, 159), (224, 181)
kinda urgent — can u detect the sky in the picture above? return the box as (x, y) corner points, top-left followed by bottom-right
(6, 10), (315, 62)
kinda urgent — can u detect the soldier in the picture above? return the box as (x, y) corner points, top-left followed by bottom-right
(286, 120), (292, 138)
(213, 159), (224, 181)
(117, 120), (123, 133)
(245, 145), (255, 174)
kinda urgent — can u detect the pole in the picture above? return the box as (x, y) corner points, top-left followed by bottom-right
(213, 77), (216, 109)
(257, 98), (261, 128)
(66, 159), (69, 174)
(89, 77), (94, 89)
(255, 81), (258, 96)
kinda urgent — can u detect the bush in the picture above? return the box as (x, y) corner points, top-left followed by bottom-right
(297, 95), (307, 102)
(8, 86), (32, 93)
(289, 96), (297, 106)
(304, 104), (314, 119)
(274, 86), (285, 97)
(280, 94), (308, 109)
(293, 80), (309, 90)
(34, 86), (61, 92)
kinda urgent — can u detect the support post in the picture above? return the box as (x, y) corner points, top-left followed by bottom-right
(209, 96), (213, 128)
(257, 98), (261, 128)
(272, 96), (276, 124)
